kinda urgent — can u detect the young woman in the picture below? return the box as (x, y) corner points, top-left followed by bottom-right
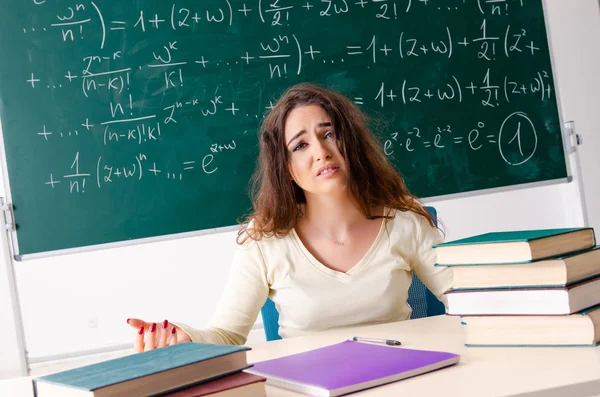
(128, 83), (452, 351)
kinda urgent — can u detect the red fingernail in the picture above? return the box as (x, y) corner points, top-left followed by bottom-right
(171, 327), (176, 334)
(126, 318), (131, 324)
(138, 326), (144, 335)
(150, 323), (157, 332)
(162, 320), (168, 329)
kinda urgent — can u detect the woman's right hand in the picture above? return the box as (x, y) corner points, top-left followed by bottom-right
(127, 318), (192, 352)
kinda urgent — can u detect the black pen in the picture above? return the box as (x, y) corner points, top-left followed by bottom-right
(352, 336), (401, 346)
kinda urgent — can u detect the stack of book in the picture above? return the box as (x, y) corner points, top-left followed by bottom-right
(434, 227), (600, 346)
(33, 342), (266, 397)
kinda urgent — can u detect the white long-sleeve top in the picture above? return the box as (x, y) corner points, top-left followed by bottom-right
(176, 209), (452, 345)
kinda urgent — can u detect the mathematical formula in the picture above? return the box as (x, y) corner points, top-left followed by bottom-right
(12, 0), (558, 196)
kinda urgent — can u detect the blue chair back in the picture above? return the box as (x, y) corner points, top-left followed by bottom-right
(407, 207), (446, 319)
(260, 298), (281, 342)
(260, 206), (444, 341)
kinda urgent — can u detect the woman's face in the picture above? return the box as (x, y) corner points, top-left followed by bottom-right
(284, 105), (347, 197)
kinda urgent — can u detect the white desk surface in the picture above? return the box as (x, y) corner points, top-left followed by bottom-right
(2, 315), (600, 397)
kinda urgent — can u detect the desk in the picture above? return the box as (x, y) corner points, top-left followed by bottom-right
(2, 315), (600, 397)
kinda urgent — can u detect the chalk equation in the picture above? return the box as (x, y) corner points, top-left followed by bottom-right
(3, 0), (562, 198)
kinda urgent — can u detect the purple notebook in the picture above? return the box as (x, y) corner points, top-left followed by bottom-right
(246, 340), (460, 396)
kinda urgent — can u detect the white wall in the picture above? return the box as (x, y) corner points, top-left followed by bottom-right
(544, 0), (600, 230)
(0, 0), (599, 379)
(15, 231), (239, 358)
(0, 234), (26, 379)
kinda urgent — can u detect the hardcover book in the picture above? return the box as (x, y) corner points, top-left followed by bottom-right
(433, 228), (595, 265)
(462, 305), (600, 346)
(446, 275), (600, 316)
(33, 342), (250, 397)
(449, 246), (600, 289)
(162, 372), (266, 397)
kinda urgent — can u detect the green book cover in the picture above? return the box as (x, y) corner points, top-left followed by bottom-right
(435, 245), (600, 267)
(433, 228), (593, 248)
(578, 303), (600, 316)
(34, 342), (250, 392)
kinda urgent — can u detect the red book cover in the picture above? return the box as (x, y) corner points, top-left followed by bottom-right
(164, 372), (265, 397)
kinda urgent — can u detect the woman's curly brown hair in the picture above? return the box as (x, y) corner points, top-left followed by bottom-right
(238, 83), (434, 243)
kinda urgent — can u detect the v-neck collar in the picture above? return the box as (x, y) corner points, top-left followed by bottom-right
(290, 208), (391, 281)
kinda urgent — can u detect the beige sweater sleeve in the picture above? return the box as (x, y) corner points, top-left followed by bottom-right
(410, 214), (453, 307)
(174, 239), (269, 345)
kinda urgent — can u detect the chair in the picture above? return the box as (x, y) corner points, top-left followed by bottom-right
(260, 206), (445, 341)
(407, 207), (446, 319)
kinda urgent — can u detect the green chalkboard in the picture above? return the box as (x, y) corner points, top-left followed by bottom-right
(0, 0), (568, 257)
